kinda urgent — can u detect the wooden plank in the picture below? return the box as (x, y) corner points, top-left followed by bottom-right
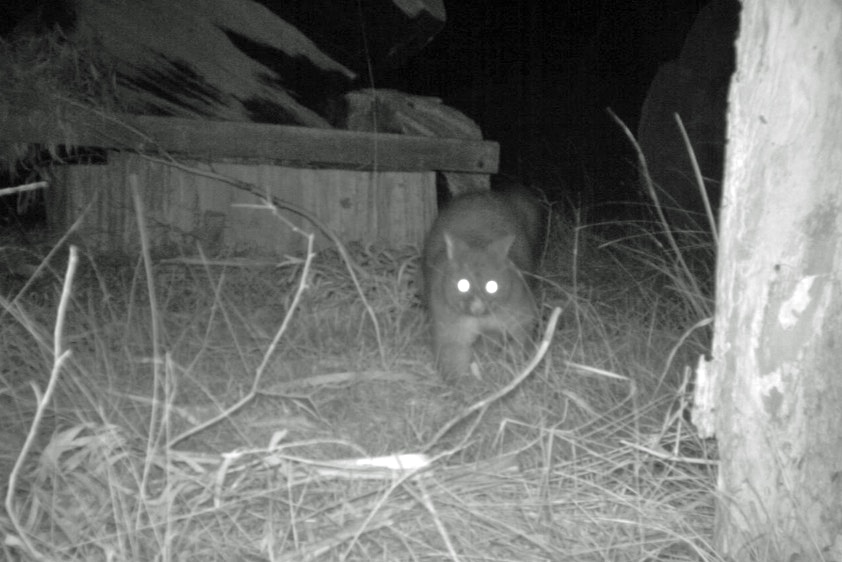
(1, 105), (498, 174)
(47, 155), (437, 256)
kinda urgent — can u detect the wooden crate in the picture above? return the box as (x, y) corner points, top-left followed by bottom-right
(48, 153), (437, 256)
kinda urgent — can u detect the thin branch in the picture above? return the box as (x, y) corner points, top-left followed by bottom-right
(5, 245), (79, 562)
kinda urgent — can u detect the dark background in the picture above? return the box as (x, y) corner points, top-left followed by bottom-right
(381, 0), (713, 209)
(0, 0), (718, 220)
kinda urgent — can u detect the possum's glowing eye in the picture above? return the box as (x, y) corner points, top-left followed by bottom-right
(456, 278), (471, 293)
(485, 280), (498, 294)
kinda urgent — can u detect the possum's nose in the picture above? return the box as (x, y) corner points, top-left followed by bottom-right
(468, 296), (487, 316)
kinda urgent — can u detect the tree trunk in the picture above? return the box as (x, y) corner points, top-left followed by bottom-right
(694, 1), (842, 560)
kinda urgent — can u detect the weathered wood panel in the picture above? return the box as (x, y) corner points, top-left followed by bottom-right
(47, 153), (437, 256)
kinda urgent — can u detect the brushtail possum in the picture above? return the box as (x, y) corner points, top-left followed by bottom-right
(422, 187), (544, 381)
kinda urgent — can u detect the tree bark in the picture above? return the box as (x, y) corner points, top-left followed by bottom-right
(695, 0), (842, 560)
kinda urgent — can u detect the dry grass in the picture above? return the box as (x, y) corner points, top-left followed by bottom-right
(0, 189), (721, 562)
(0, 30), (123, 173)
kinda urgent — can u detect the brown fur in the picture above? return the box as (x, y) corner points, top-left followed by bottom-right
(422, 188), (544, 381)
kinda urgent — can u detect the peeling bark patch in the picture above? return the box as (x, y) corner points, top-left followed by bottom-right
(759, 275), (823, 373)
(778, 276), (817, 328)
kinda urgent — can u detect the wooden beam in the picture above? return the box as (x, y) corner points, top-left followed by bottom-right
(1, 106), (498, 174)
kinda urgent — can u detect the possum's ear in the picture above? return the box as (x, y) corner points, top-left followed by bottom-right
(444, 232), (470, 260)
(487, 234), (515, 260)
